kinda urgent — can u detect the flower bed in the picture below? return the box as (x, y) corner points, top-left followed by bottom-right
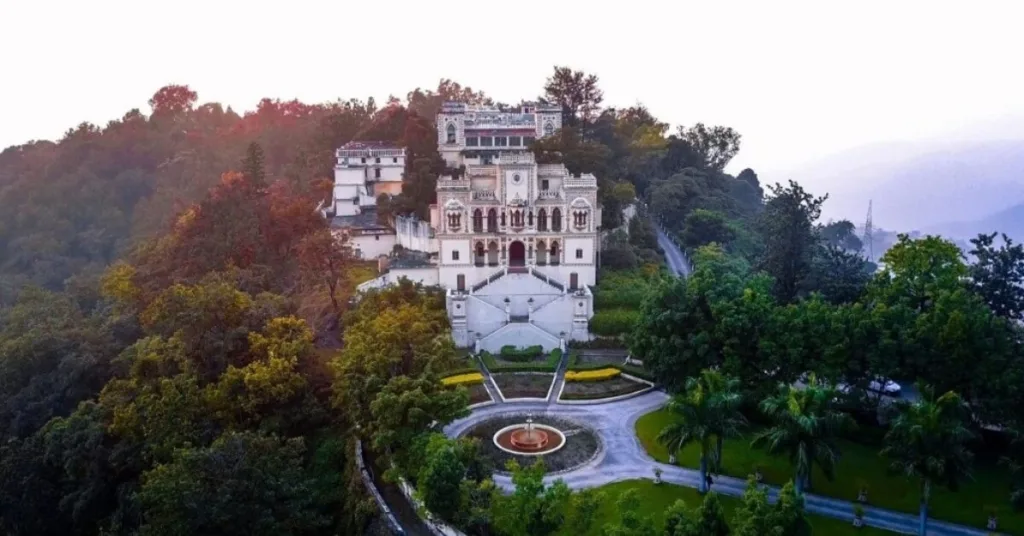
(561, 376), (648, 400)
(565, 367), (621, 382)
(441, 372), (484, 386)
(492, 373), (554, 399)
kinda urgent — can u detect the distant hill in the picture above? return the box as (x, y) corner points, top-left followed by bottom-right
(927, 202), (1024, 243)
(790, 140), (1024, 232)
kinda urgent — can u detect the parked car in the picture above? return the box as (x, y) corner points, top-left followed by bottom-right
(869, 379), (902, 395)
(837, 379), (901, 396)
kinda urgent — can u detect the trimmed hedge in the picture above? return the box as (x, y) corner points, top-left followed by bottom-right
(592, 268), (664, 309)
(589, 309), (640, 336)
(481, 349), (562, 372)
(442, 372), (484, 386)
(565, 368), (621, 382)
(499, 345), (544, 361)
(568, 337), (628, 350)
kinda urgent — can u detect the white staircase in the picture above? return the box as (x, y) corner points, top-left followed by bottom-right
(478, 321), (561, 353)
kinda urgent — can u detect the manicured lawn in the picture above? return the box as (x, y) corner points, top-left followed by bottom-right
(581, 480), (891, 535)
(636, 409), (1022, 534)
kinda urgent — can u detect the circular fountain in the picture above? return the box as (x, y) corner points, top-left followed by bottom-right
(493, 415), (566, 456)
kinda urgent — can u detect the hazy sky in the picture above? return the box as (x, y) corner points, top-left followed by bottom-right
(3, 0), (1023, 182)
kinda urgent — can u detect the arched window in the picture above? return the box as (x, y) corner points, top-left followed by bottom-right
(500, 211), (506, 227)
(550, 241), (560, 265)
(487, 209), (497, 232)
(528, 210), (534, 227)
(446, 123), (456, 144)
(543, 121), (554, 137)
(551, 208), (562, 232)
(473, 209), (483, 232)
(538, 208), (548, 231)
(475, 242), (485, 266)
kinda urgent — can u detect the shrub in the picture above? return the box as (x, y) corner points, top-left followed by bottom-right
(568, 337), (627, 350)
(441, 373), (484, 386)
(592, 267), (667, 310)
(499, 345), (544, 362)
(589, 309), (640, 336)
(601, 243), (638, 271)
(565, 368), (621, 382)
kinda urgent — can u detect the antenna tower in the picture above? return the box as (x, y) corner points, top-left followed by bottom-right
(863, 200), (874, 262)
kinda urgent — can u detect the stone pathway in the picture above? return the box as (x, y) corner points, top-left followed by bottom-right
(446, 368), (1001, 536)
(476, 354), (504, 403)
(547, 350), (568, 403)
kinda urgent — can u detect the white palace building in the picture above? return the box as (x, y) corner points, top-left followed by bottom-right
(330, 102), (600, 352)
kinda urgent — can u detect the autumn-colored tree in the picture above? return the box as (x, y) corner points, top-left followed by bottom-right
(148, 84), (198, 118)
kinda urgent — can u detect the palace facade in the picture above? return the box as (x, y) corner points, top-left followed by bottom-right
(343, 102), (600, 351)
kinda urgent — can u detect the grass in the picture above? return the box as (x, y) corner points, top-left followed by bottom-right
(635, 409), (1022, 533)
(481, 350), (562, 373)
(580, 480), (891, 536)
(591, 266), (666, 310)
(348, 261), (380, 286)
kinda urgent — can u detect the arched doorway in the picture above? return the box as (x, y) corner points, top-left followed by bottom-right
(509, 241), (526, 267)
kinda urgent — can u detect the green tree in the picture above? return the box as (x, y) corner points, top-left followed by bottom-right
(819, 220), (863, 251)
(731, 479), (808, 536)
(565, 488), (603, 535)
(968, 232), (1024, 321)
(490, 460), (570, 536)
(543, 66), (604, 130)
(681, 209), (737, 250)
(697, 370), (747, 470)
(691, 492), (730, 535)
(602, 488), (659, 536)
(678, 123), (742, 172)
(417, 439), (466, 522)
(804, 244), (871, 304)
(138, 431), (328, 536)
(867, 234), (966, 312)
(241, 142), (267, 186)
(881, 386), (974, 536)
(752, 376), (854, 495)
(757, 181), (827, 303)
(369, 375), (469, 474)
(657, 377), (718, 493)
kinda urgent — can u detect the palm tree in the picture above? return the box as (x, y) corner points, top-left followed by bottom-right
(881, 385), (974, 536)
(695, 369), (747, 472)
(658, 380), (717, 493)
(752, 374), (854, 495)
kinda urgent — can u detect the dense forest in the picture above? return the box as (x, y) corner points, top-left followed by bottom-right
(3, 64), (1024, 536)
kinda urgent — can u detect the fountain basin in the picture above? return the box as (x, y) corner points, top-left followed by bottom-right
(493, 423), (566, 456)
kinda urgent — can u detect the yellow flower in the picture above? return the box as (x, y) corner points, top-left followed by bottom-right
(565, 368), (621, 382)
(441, 372), (484, 386)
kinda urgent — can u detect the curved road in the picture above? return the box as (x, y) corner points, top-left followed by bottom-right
(446, 386), (998, 536)
(655, 224), (691, 277)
